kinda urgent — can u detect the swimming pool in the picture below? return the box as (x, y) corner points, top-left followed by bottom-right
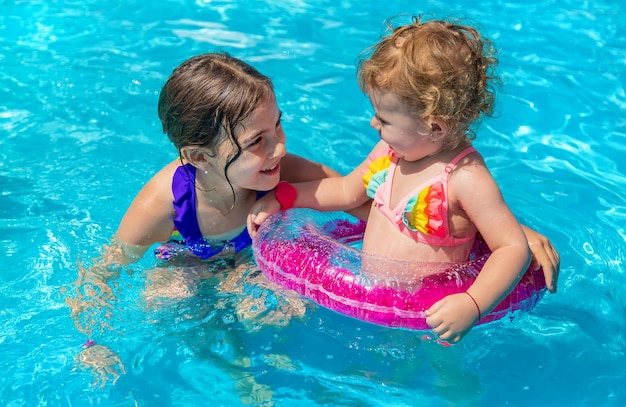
(1, 0), (625, 405)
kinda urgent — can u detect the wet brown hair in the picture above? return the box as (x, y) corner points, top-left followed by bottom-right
(158, 52), (274, 183)
(357, 16), (500, 149)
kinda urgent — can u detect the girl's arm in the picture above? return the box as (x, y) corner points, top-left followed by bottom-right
(426, 160), (531, 343)
(68, 161), (180, 388)
(114, 163), (178, 252)
(68, 163), (176, 339)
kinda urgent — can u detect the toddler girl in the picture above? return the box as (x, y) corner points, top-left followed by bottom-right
(248, 17), (548, 343)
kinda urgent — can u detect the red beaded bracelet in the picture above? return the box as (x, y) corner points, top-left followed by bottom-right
(275, 181), (297, 210)
(464, 291), (481, 321)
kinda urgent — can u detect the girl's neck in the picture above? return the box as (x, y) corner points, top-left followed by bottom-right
(194, 169), (255, 214)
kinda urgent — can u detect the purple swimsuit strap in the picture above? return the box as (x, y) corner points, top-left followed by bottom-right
(172, 163), (203, 241)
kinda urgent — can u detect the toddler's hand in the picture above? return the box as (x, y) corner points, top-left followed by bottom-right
(425, 292), (479, 344)
(521, 225), (560, 293)
(247, 193), (282, 238)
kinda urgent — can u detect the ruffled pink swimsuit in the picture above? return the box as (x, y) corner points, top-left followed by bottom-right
(362, 145), (477, 247)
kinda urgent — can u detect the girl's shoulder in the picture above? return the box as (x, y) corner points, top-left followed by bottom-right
(129, 160), (183, 212)
(154, 159), (183, 181)
(144, 160), (182, 192)
(115, 160), (182, 246)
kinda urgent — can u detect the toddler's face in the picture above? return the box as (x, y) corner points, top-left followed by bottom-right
(367, 90), (439, 162)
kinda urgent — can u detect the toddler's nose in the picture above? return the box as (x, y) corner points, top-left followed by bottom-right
(370, 115), (382, 130)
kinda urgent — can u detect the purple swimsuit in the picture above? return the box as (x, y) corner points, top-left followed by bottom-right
(154, 163), (253, 260)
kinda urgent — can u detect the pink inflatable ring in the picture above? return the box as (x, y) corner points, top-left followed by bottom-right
(252, 209), (546, 330)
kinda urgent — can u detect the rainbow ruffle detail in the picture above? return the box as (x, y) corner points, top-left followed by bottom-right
(363, 154), (392, 198)
(405, 182), (445, 236)
(362, 149), (446, 238)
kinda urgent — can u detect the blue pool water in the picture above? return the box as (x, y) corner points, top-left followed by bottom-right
(1, 0), (625, 406)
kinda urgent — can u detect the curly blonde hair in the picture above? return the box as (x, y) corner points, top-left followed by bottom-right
(357, 16), (500, 148)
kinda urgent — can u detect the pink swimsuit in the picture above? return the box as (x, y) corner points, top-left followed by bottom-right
(362, 145), (477, 247)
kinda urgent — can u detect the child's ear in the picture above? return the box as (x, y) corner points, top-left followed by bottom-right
(180, 146), (214, 172)
(428, 118), (449, 143)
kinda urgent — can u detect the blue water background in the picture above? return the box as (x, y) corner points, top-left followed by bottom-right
(1, 0), (625, 406)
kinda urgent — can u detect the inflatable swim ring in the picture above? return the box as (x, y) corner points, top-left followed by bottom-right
(252, 208), (546, 330)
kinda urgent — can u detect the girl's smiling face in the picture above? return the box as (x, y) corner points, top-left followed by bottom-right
(223, 94), (287, 192)
(368, 90), (444, 161)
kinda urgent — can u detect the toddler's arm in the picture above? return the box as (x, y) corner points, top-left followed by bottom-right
(247, 171), (369, 236)
(249, 150), (375, 235)
(279, 153), (342, 183)
(477, 225), (560, 293)
(280, 152), (373, 220)
(426, 160), (531, 343)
